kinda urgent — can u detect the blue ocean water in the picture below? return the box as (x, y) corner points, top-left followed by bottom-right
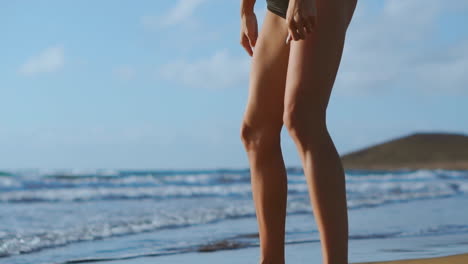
(0, 168), (467, 264)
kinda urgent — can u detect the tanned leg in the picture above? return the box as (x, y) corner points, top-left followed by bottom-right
(240, 9), (291, 264)
(282, 0), (357, 264)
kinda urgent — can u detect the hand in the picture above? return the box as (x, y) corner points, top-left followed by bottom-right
(240, 11), (258, 56)
(285, 0), (317, 44)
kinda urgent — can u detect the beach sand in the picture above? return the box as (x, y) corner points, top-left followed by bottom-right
(360, 252), (468, 264)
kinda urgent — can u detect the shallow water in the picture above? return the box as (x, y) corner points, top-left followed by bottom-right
(1, 168), (467, 264)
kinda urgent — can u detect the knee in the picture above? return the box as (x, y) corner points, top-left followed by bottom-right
(283, 107), (327, 143)
(240, 121), (282, 152)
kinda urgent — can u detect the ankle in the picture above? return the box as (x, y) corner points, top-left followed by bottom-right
(322, 257), (348, 264)
(259, 255), (285, 264)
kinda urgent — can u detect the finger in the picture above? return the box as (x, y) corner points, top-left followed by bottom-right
(293, 28), (300, 41)
(290, 25), (300, 41)
(285, 33), (291, 45)
(248, 29), (258, 47)
(296, 18), (306, 39)
(286, 18), (300, 41)
(295, 16), (307, 40)
(241, 34), (253, 56)
(303, 21), (311, 34)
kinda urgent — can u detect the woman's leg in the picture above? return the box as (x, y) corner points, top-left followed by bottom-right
(240, 9), (291, 264)
(282, 1), (357, 264)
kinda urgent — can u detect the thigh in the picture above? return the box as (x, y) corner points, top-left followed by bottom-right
(284, 0), (357, 121)
(241, 9), (291, 131)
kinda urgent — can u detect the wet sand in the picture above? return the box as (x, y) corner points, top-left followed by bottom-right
(360, 252), (468, 264)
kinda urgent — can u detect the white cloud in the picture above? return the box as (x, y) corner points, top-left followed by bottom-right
(113, 65), (136, 81)
(334, 0), (468, 95)
(141, 0), (207, 29)
(19, 45), (64, 76)
(158, 49), (250, 89)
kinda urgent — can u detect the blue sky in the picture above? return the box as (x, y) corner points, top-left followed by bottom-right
(1, 0), (467, 170)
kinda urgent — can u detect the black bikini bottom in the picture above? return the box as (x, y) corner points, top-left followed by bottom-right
(266, 0), (289, 19)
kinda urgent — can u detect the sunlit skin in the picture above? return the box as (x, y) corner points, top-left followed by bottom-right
(239, 0), (358, 263)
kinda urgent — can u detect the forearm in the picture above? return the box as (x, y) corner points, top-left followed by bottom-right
(240, 0), (256, 15)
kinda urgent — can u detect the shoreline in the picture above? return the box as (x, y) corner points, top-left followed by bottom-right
(84, 248), (468, 264)
(360, 252), (468, 264)
(67, 250), (468, 264)
(93, 231), (468, 264)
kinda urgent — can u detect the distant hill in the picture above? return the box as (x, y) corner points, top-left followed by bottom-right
(340, 132), (468, 170)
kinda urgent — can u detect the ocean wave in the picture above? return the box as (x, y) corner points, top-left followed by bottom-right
(1, 177), (467, 203)
(399, 224), (468, 237)
(346, 180), (468, 194)
(2, 169), (467, 194)
(0, 171), (252, 191)
(2, 195), (467, 260)
(0, 204), (255, 258)
(346, 169), (468, 181)
(0, 184), (255, 202)
(0, 177), (20, 188)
